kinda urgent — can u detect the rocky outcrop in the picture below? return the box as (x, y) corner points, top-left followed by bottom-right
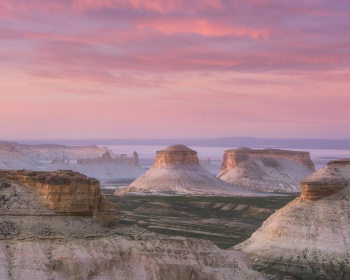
(300, 159), (350, 201)
(17, 144), (109, 161)
(0, 142), (144, 180)
(0, 145), (37, 170)
(234, 159), (350, 279)
(217, 148), (315, 193)
(220, 148), (315, 172)
(77, 151), (139, 166)
(0, 170), (118, 228)
(153, 145), (199, 166)
(0, 171), (264, 280)
(115, 145), (266, 196)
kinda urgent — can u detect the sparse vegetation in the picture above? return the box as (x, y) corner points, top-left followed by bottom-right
(0, 182), (11, 190)
(104, 190), (296, 249)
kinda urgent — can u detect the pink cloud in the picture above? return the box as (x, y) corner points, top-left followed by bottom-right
(138, 18), (269, 38)
(1, 0), (350, 139)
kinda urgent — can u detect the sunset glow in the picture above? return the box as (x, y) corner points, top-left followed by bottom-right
(1, 0), (349, 140)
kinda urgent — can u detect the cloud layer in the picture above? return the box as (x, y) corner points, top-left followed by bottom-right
(0, 0), (349, 139)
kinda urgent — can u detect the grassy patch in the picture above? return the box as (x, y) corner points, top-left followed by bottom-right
(105, 191), (297, 249)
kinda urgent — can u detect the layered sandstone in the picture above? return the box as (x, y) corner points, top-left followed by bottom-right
(0, 170), (118, 227)
(0, 171), (264, 280)
(300, 159), (350, 200)
(234, 159), (350, 279)
(115, 145), (265, 196)
(220, 148), (315, 172)
(217, 148), (315, 193)
(153, 145), (199, 166)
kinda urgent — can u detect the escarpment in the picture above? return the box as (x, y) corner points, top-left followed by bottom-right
(77, 151), (139, 166)
(300, 159), (350, 200)
(234, 159), (350, 280)
(220, 148), (315, 172)
(0, 141), (144, 180)
(153, 145), (199, 166)
(115, 145), (265, 196)
(217, 148), (315, 193)
(0, 169), (118, 228)
(0, 170), (264, 280)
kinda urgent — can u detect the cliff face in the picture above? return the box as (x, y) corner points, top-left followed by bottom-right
(77, 151), (139, 166)
(0, 145), (37, 170)
(217, 148), (315, 193)
(300, 159), (350, 201)
(0, 170), (118, 228)
(220, 148), (315, 172)
(0, 142), (144, 180)
(17, 144), (109, 161)
(0, 170), (264, 280)
(234, 159), (350, 279)
(153, 144), (199, 166)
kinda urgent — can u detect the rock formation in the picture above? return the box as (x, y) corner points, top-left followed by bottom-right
(234, 159), (350, 279)
(17, 144), (109, 161)
(115, 145), (265, 196)
(0, 145), (37, 170)
(0, 170), (264, 280)
(77, 151), (139, 166)
(217, 148), (315, 193)
(0, 141), (144, 180)
(0, 169), (118, 228)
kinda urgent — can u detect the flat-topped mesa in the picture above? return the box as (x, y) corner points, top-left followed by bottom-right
(300, 158), (350, 201)
(153, 144), (199, 166)
(0, 169), (118, 228)
(217, 148), (315, 193)
(115, 144), (264, 196)
(220, 148), (315, 172)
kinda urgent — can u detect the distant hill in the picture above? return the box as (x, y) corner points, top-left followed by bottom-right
(13, 137), (350, 150)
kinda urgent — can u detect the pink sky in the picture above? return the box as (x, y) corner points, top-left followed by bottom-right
(0, 0), (349, 140)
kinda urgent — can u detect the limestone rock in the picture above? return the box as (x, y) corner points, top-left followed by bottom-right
(300, 159), (350, 200)
(0, 172), (264, 280)
(0, 169), (118, 227)
(0, 142), (144, 180)
(234, 159), (350, 279)
(217, 148), (315, 193)
(77, 151), (139, 166)
(115, 145), (265, 196)
(153, 144), (199, 165)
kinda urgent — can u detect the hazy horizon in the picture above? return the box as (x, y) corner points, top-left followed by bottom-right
(3, 136), (350, 150)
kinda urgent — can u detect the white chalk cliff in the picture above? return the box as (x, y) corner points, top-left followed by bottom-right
(217, 148), (315, 193)
(0, 170), (264, 280)
(0, 142), (144, 180)
(115, 145), (265, 196)
(234, 159), (350, 279)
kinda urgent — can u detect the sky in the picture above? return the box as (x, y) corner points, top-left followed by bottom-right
(0, 0), (349, 140)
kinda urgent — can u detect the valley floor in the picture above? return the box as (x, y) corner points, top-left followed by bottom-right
(104, 190), (297, 249)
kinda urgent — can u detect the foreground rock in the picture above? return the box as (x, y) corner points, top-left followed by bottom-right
(234, 159), (350, 279)
(0, 170), (263, 280)
(0, 169), (118, 228)
(115, 145), (265, 196)
(217, 148), (315, 193)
